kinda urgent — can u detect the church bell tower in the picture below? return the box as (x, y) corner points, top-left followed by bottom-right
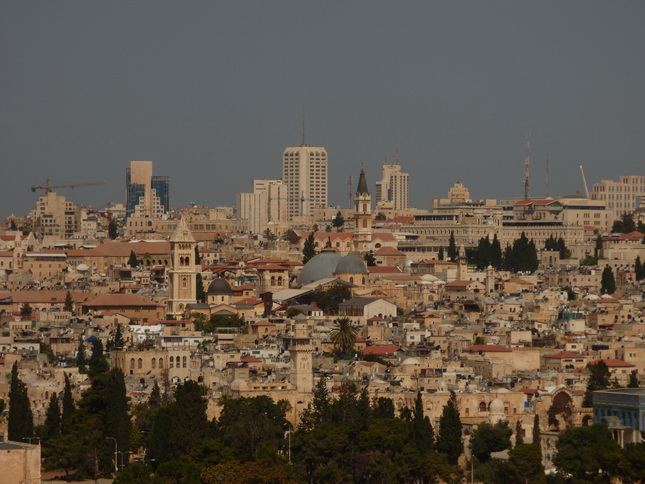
(168, 218), (198, 317)
(353, 168), (372, 251)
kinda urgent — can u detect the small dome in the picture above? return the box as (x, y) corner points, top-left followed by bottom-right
(335, 253), (368, 274)
(207, 277), (232, 295)
(401, 357), (421, 365)
(299, 248), (344, 285)
(489, 398), (505, 414)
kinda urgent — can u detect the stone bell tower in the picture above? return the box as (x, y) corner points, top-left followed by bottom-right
(167, 218), (198, 317)
(353, 168), (372, 251)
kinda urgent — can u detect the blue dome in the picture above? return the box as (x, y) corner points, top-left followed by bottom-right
(298, 249), (343, 285)
(207, 277), (232, 295)
(335, 253), (368, 274)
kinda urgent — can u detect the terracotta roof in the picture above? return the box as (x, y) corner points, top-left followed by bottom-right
(83, 241), (170, 257)
(360, 345), (401, 356)
(545, 351), (586, 359)
(82, 293), (160, 308)
(256, 264), (288, 271)
(445, 280), (476, 287)
(241, 355), (262, 363)
(371, 232), (396, 241)
(463, 344), (512, 353)
(0, 290), (88, 303)
(592, 359), (635, 368)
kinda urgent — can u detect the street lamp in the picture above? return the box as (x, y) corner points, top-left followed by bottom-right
(105, 437), (118, 473)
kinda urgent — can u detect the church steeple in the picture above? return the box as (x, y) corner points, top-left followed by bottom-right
(353, 168), (372, 251)
(167, 218), (198, 317)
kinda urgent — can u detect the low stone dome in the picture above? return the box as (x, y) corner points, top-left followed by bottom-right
(298, 248), (344, 285)
(489, 398), (505, 414)
(335, 253), (368, 274)
(207, 277), (232, 295)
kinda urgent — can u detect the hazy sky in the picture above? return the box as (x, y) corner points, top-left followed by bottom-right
(2, 1), (644, 216)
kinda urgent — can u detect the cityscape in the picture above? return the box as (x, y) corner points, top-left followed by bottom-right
(2, 2), (645, 484)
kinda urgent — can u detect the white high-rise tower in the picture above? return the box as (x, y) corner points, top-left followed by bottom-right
(375, 155), (409, 210)
(282, 146), (328, 220)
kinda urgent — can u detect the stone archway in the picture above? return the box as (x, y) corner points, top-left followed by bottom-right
(548, 391), (574, 431)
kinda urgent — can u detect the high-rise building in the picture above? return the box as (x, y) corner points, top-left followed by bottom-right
(126, 161), (170, 218)
(282, 146), (328, 220)
(592, 175), (645, 224)
(236, 180), (287, 234)
(30, 192), (81, 239)
(375, 157), (409, 210)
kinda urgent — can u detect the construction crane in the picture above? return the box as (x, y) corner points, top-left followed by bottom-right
(31, 179), (106, 194)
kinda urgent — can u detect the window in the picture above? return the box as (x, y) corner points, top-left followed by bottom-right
(170, 356), (174, 368)
(138, 358), (143, 369)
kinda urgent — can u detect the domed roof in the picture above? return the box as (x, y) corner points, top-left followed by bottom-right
(207, 277), (232, 295)
(335, 253), (368, 274)
(489, 398), (505, 414)
(401, 357), (421, 365)
(298, 248), (344, 285)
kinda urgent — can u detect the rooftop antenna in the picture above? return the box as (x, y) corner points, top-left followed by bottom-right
(395, 149), (400, 164)
(580, 165), (590, 198)
(523, 131), (530, 200)
(545, 153), (550, 197)
(347, 175), (353, 208)
(301, 106), (306, 146)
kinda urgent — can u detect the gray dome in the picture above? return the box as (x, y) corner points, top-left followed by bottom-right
(335, 253), (368, 274)
(207, 277), (232, 295)
(298, 249), (343, 285)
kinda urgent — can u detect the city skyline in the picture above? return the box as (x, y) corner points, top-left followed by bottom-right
(2, 2), (645, 215)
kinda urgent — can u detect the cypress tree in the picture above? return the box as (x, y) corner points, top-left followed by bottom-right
(8, 362), (34, 441)
(515, 420), (524, 447)
(491, 234), (503, 269)
(635, 256), (644, 281)
(533, 414), (541, 457)
(76, 337), (87, 374)
(103, 368), (131, 460)
(447, 232), (457, 261)
(88, 338), (109, 377)
(128, 250), (139, 268)
(108, 218), (118, 239)
(61, 373), (75, 434)
(64, 291), (74, 314)
(436, 391), (463, 465)
(194, 246), (201, 265)
(302, 233), (317, 264)
(438, 246), (444, 261)
(601, 265), (616, 295)
(411, 391), (434, 452)
(149, 381), (162, 407)
(196, 273), (206, 303)
(43, 393), (61, 440)
(112, 324), (125, 349)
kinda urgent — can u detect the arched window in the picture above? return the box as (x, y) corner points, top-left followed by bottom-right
(349, 277), (354, 284)
(151, 358), (156, 369)
(130, 358), (135, 370)
(169, 356), (174, 368)
(159, 358), (164, 368)
(479, 402), (487, 412)
(137, 358), (143, 369)
(183, 356), (187, 368)
(363, 219), (367, 228)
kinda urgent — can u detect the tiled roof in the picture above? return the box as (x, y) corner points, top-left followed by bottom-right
(360, 345), (401, 356)
(545, 351), (586, 359)
(82, 293), (160, 308)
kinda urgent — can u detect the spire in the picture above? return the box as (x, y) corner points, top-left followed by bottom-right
(356, 169), (369, 195)
(170, 217), (195, 243)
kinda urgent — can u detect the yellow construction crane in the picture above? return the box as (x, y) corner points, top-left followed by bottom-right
(31, 179), (106, 194)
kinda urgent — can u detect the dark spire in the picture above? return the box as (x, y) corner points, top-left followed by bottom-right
(356, 168), (369, 195)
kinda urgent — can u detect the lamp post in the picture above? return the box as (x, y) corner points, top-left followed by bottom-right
(105, 437), (118, 473)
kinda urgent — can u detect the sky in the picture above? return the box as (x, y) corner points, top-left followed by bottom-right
(1, 1), (644, 216)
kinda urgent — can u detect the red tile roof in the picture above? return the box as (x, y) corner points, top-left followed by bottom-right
(545, 351), (586, 359)
(592, 359), (635, 368)
(360, 345), (401, 356)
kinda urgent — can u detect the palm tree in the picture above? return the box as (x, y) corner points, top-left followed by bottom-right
(330, 317), (357, 358)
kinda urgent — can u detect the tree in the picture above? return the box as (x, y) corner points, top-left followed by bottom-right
(302, 233), (316, 264)
(103, 369), (131, 463)
(504, 232), (539, 273)
(595, 234), (603, 258)
(194, 246), (201, 265)
(128, 250), (139, 268)
(332, 211), (345, 231)
(447, 232), (457, 261)
(8, 362), (33, 441)
(583, 360), (611, 407)
(330, 317), (357, 358)
(628, 370), (639, 388)
(10, 219), (18, 231)
(77, 337), (88, 374)
(411, 391), (434, 452)
(490, 234), (503, 268)
(612, 213), (636, 234)
(601, 265), (616, 294)
(196, 273), (206, 303)
(43, 393), (61, 441)
(61, 373), (75, 433)
(437, 246), (444, 261)
(20, 303), (32, 321)
(363, 252), (376, 266)
(313, 284), (352, 314)
(108, 218), (118, 239)
(173, 380), (208, 456)
(112, 324), (125, 349)
(470, 421), (512, 462)
(64, 290), (74, 314)
(621, 441), (645, 484)
(88, 338), (109, 377)
(284, 229), (301, 245)
(502, 443), (545, 484)
(436, 391), (463, 465)
(149, 381), (162, 407)
(532, 415), (541, 456)
(515, 420), (524, 447)
(375, 212), (386, 221)
(553, 423), (621, 481)
(635, 256), (645, 281)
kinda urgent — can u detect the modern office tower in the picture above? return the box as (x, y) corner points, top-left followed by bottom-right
(375, 157), (409, 210)
(126, 161), (170, 218)
(236, 192), (263, 234)
(592, 175), (645, 223)
(282, 146), (328, 220)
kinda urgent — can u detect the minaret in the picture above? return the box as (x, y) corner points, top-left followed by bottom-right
(353, 169), (372, 251)
(167, 218), (198, 317)
(289, 314), (313, 394)
(12, 231), (23, 272)
(457, 244), (467, 280)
